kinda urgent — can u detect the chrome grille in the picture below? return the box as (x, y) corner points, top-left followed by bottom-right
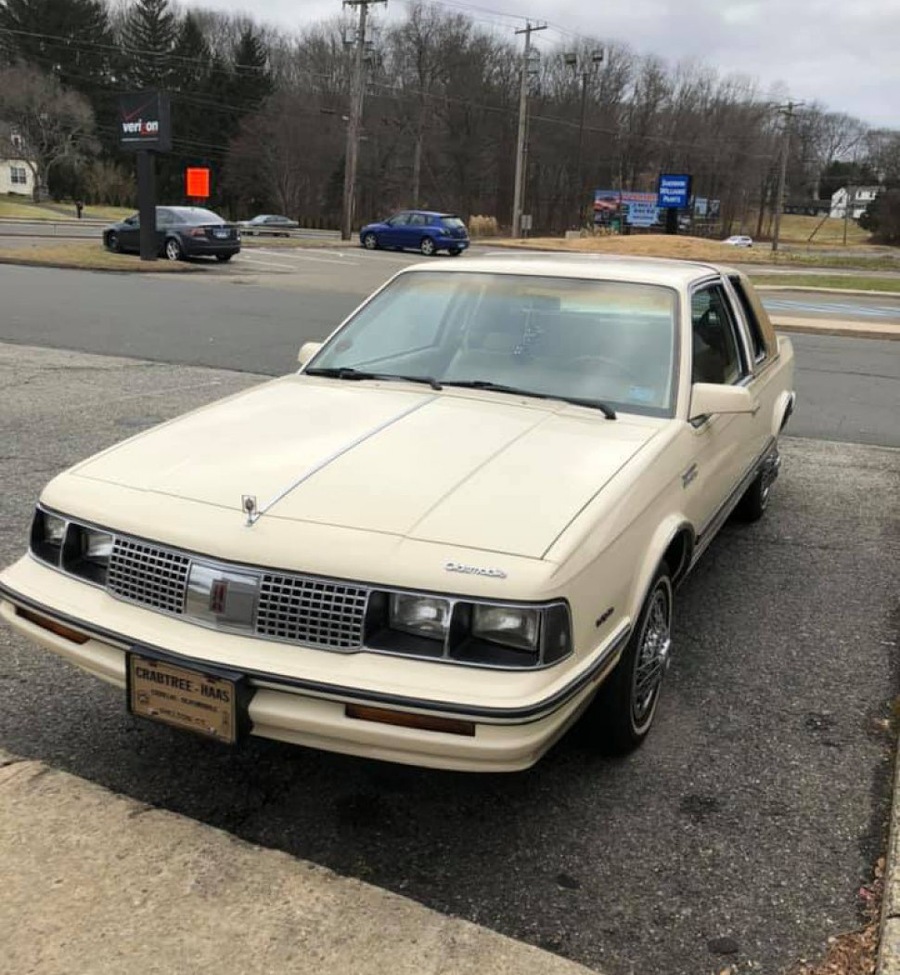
(257, 574), (368, 649)
(107, 538), (190, 614)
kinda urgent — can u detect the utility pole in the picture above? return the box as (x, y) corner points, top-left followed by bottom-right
(771, 100), (801, 254)
(843, 184), (853, 246)
(511, 21), (546, 239)
(341, 0), (385, 241)
(563, 49), (604, 229)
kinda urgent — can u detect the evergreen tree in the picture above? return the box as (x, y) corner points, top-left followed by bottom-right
(230, 26), (273, 114)
(0, 0), (115, 93)
(120, 0), (177, 90)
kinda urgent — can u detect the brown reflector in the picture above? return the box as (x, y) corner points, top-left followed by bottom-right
(346, 703), (475, 737)
(17, 607), (90, 645)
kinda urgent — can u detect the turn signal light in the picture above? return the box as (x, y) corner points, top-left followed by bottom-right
(16, 607), (90, 644)
(345, 703), (475, 737)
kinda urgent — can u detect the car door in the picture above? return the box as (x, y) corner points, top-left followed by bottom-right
(405, 212), (429, 248)
(382, 212), (409, 248)
(156, 208), (176, 251)
(684, 280), (758, 545)
(119, 214), (140, 251)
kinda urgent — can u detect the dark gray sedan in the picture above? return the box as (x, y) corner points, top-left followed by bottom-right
(239, 214), (299, 237)
(103, 206), (241, 262)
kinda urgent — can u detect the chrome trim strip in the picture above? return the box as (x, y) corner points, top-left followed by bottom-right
(0, 579), (629, 723)
(253, 393), (437, 523)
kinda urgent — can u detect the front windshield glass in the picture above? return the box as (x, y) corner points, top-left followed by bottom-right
(309, 271), (679, 416)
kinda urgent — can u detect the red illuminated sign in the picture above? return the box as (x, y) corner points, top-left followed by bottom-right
(185, 167), (210, 199)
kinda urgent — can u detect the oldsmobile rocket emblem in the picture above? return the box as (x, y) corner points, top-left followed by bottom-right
(242, 494), (258, 527)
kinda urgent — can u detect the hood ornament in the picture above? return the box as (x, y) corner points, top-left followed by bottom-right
(242, 495), (259, 527)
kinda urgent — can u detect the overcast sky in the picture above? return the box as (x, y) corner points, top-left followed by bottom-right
(185, 0), (899, 130)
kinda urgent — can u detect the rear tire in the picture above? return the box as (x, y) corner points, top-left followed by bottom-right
(448, 247), (462, 257)
(215, 253), (233, 263)
(164, 237), (183, 261)
(588, 564), (673, 755)
(419, 237), (436, 256)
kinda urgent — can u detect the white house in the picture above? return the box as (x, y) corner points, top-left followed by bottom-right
(0, 124), (34, 197)
(830, 185), (880, 220)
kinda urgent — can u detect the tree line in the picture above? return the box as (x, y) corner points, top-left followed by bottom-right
(1, 0), (898, 239)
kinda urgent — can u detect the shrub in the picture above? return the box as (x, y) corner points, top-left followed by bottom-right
(468, 214), (499, 237)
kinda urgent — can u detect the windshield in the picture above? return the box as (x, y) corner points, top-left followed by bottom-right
(308, 271), (679, 416)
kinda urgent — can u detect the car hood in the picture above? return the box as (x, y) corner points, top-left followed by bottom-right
(68, 376), (661, 560)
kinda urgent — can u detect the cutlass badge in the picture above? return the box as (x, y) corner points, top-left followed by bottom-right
(444, 561), (507, 579)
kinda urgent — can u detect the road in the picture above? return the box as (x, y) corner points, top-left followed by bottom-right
(0, 261), (898, 447)
(0, 342), (896, 975)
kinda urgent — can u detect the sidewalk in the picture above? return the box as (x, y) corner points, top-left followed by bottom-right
(0, 749), (596, 975)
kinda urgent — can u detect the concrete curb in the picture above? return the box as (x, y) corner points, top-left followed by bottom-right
(757, 285), (900, 298)
(877, 742), (900, 975)
(0, 749), (596, 975)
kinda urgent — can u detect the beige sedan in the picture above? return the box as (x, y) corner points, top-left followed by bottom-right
(0, 255), (795, 771)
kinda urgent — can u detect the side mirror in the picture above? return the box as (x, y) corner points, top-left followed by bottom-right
(297, 341), (323, 368)
(689, 383), (759, 422)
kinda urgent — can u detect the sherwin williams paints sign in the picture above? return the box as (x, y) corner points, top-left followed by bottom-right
(118, 91), (171, 152)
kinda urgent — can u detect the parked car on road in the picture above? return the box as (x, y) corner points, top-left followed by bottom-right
(360, 210), (469, 256)
(0, 255), (795, 771)
(239, 214), (299, 237)
(723, 234), (754, 247)
(103, 206), (240, 262)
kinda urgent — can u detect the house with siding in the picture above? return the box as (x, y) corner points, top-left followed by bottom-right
(830, 185), (880, 220)
(0, 124), (34, 197)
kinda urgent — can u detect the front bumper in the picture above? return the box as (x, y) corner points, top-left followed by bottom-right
(0, 558), (627, 772)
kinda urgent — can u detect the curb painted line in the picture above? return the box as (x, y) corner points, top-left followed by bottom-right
(771, 317), (900, 341)
(877, 738), (900, 974)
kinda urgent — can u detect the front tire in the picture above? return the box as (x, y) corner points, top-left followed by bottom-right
(164, 237), (183, 261)
(419, 237), (436, 256)
(362, 232), (379, 250)
(589, 565), (673, 754)
(105, 232), (121, 253)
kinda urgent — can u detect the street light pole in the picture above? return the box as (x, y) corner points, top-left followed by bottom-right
(340, 0), (385, 242)
(511, 21), (545, 239)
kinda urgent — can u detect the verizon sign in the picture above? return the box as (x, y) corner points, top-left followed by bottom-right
(118, 91), (171, 152)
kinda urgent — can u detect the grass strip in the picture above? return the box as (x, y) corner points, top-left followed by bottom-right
(0, 241), (204, 272)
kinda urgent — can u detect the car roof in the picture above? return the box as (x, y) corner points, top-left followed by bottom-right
(398, 210), (457, 218)
(398, 252), (736, 288)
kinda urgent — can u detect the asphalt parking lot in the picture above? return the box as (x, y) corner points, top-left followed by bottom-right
(0, 342), (897, 975)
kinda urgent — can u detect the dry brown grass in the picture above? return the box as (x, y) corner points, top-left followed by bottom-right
(468, 214), (500, 237)
(490, 233), (898, 270)
(0, 240), (203, 271)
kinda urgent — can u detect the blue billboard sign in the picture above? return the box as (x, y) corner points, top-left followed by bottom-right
(657, 174), (692, 209)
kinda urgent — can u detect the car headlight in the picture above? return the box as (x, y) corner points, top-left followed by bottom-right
(30, 509), (66, 564)
(63, 525), (114, 585)
(367, 590), (573, 669)
(389, 594), (451, 640)
(471, 604), (538, 651)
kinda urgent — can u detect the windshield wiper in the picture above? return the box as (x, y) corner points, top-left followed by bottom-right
(305, 367), (442, 391)
(442, 380), (617, 420)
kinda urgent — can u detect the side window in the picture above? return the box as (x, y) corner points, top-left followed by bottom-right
(408, 213), (427, 227)
(157, 209), (174, 228)
(691, 284), (747, 385)
(728, 275), (768, 363)
(387, 213), (409, 227)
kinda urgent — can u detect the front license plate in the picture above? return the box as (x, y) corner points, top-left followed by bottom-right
(127, 653), (241, 744)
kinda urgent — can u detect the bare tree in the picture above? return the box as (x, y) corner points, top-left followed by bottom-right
(0, 63), (95, 201)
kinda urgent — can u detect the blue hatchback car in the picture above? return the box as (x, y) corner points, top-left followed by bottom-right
(359, 210), (469, 257)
